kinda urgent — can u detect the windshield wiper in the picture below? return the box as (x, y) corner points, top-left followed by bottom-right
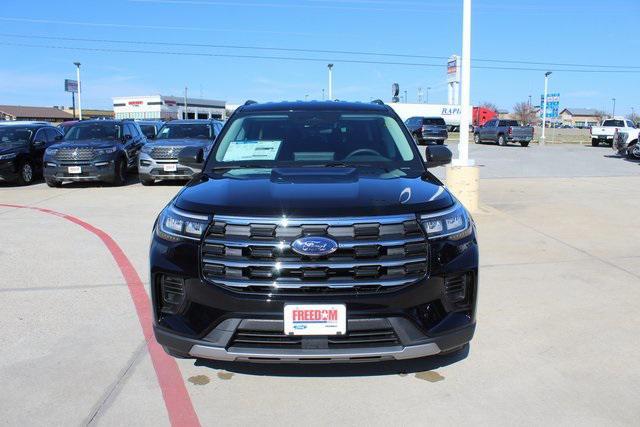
(210, 164), (268, 171)
(301, 161), (352, 168)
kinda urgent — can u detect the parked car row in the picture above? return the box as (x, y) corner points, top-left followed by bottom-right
(0, 118), (224, 186)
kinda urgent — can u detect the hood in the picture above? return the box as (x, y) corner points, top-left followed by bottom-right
(174, 168), (453, 217)
(52, 140), (118, 150)
(149, 138), (212, 147)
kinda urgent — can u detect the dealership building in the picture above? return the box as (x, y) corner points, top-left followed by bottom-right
(112, 95), (226, 120)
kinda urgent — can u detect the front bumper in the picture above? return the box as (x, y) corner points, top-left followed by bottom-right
(150, 233), (479, 363)
(138, 152), (199, 181)
(44, 158), (117, 182)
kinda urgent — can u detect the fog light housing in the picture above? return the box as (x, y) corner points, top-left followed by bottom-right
(443, 273), (474, 311)
(159, 275), (186, 314)
(140, 160), (151, 166)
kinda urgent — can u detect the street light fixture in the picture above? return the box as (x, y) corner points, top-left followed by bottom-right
(541, 71), (552, 145)
(74, 62), (82, 120)
(327, 64), (334, 100)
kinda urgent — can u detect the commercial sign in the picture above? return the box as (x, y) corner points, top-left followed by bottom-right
(128, 101), (144, 106)
(447, 55), (461, 84)
(540, 93), (560, 119)
(64, 79), (78, 93)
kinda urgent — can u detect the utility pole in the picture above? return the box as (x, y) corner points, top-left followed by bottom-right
(528, 95), (532, 107)
(417, 87), (423, 103)
(612, 98), (616, 116)
(184, 87), (188, 119)
(426, 87), (431, 104)
(74, 62), (82, 120)
(322, 88), (325, 101)
(327, 64), (334, 100)
(404, 90), (408, 103)
(455, 0), (473, 165)
(541, 71), (552, 145)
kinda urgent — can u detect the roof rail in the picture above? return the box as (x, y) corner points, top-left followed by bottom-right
(244, 100), (257, 106)
(371, 99), (385, 106)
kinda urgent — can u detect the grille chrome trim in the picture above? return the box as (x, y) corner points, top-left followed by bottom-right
(213, 214), (417, 226)
(202, 256), (427, 269)
(150, 145), (186, 160)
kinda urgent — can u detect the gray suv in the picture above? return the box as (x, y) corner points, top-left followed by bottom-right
(138, 119), (223, 185)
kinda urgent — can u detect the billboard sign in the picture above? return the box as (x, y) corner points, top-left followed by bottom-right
(540, 93), (560, 118)
(447, 55), (461, 84)
(64, 79), (78, 93)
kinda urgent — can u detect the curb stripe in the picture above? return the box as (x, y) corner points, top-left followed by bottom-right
(1, 204), (200, 427)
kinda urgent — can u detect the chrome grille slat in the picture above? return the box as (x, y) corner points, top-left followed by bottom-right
(150, 146), (186, 160)
(201, 214), (428, 295)
(55, 148), (96, 161)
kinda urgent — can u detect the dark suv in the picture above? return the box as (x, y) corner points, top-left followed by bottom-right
(151, 101), (478, 363)
(404, 116), (449, 145)
(0, 122), (62, 185)
(43, 120), (146, 187)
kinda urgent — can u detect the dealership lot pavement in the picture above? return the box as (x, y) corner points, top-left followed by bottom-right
(1, 143), (639, 426)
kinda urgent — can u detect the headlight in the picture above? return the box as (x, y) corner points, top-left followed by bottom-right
(95, 146), (118, 156)
(45, 148), (58, 156)
(156, 205), (210, 242)
(420, 202), (473, 240)
(0, 152), (17, 160)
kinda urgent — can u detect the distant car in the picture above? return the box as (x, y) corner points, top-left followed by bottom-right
(138, 119), (223, 185)
(57, 121), (79, 135)
(0, 122), (63, 185)
(473, 119), (534, 147)
(43, 120), (147, 187)
(136, 120), (164, 139)
(590, 117), (636, 147)
(404, 116), (448, 145)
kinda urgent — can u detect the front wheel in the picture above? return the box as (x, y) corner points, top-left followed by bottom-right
(520, 141), (530, 147)
(591, 138), (599, 147)
(474, 133), (480, 144)
(628, 144), (640, 160)
(110, 158), (127, 186)
(140, 177), (154, 186)
(498, 135), (507, 146)
(45, 178), (62, 188)
(16, 161), (35, 185)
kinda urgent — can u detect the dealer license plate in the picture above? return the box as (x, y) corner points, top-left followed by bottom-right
(284, 304), (346, 336)
(163, 164), (177, 172)
(67, 166), (81, 174)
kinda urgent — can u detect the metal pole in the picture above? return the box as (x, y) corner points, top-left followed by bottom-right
(541, 72), (551, 145)
(72, 92), (76, 120)
(322, 88), (325, 101)
(404, 90), (408, 103)
(327, 64), (333, 100)
(74, 62), (82, 120)
(456, 0), (473, 165)
(417, 87), (422, 103)
(426, 87), (431, 104)
(184, 87), (188, 119)
(528, 95), (532, 107)
(612, 98), (616, 116)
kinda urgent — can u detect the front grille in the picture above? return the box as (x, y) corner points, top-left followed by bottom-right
(55, 148), (96, 161)
(150, 146), (185, 160)
(229, 318), (401, 349)
(201, 214), (428, 294)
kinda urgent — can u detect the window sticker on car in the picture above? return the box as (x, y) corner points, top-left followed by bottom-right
(222, 140), (282, 161)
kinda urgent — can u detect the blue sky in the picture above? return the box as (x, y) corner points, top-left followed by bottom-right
(0, 0), (639, 115)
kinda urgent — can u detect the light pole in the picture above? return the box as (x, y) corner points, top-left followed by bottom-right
(455, 0), (473, 166)
(426, 87), (431, 104)
(327, 64), (334, 100)
(184, 87), (188, 119)
(417, 87), (423, 103)
(611, 98), (616, 117)
(74, 62), (82, 120)
(404, 90), (408, 103)
(528, 95), (532, 107)
(541, 71), (552, 145)
(322, 88), (325, 101)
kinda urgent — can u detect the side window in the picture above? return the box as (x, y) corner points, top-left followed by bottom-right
(33, 128), (47, 143)
(627, 121), (635, 128)
(123, 123), (133, 138)
(486, 120), (495, 127)
(45, 128), (60, 143)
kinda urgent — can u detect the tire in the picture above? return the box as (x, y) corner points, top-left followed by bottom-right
(473, 133), (480, 144)
(628, 144), (640, 160)
(497, 135), (507, 146)
(436, 140), (445, 145)
(16, 161), (35, 185)
(110, 158), (127, 186)
(45, 178), (62, 188)
(140, 177), (155, 186)
(520, 141), (530, 147)
(591, 138), (599, 147)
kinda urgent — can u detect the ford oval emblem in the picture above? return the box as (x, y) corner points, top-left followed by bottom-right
(291, 236), (338, 257)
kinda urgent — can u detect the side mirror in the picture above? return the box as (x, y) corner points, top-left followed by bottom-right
(148, 134), (155, 140)
(55, 135), (63, 141)
(33, 140), (45, 147)
(178, 146), (204, 170)
(424, 145), (452, 168)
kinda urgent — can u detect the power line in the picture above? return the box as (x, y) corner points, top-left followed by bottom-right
(3, 40), (640, 73)
(1, 32), (639, 70)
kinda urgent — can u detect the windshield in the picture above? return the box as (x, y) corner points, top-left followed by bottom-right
(139, 124), (157, 138)
(208, 111), (422, 171)
(64, 123), (122, 141)
(0, 127), (33, 145)
(423, 117), (446, 126)
(602, 120), (625, 127)
(156, 123), (212, 140)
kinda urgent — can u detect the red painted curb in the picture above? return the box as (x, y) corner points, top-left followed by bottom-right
(1, 204), (200, 427)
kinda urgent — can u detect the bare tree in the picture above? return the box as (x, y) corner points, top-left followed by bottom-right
(626, 111), (639, 124)
(513, 102), (538, 125)
(479, 102), (498, 113)
(594, 110), (609, 123)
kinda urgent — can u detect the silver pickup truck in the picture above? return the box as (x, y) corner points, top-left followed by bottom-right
(473, 119), (534, 147)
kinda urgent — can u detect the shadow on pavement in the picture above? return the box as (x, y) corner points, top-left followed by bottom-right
(193, 345), (470, 377)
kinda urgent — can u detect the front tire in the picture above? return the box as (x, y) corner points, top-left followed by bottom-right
(45, 178), (62, 188)
(140, 177), (154, 186)
(474, 133), (480, 144)
(591, 138), (599, 147)
(498, 135), (507, 146)
(520, 141), (530, 147)
(16, 161), (35, 185)
(110, 158), (127, 186)
(628, 144), (640, 160)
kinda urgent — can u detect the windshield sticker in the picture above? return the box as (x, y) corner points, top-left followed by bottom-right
(222, 140), (282, 161)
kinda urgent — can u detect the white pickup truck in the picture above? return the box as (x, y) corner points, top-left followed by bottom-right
(590, 117), (637, 147)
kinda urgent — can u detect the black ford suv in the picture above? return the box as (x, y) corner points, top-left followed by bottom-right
(44, 120), (146, 187)
(151, 101), (478, 363)
(0, 122), (62, 185)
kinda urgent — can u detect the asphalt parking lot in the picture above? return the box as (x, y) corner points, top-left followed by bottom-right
(1, 142), (639, 426)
